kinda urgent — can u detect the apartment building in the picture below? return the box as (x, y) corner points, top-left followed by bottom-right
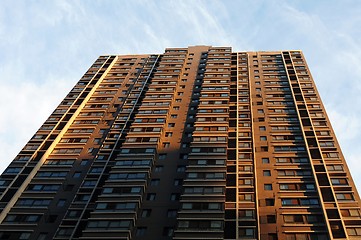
(0, 46), (360, 240)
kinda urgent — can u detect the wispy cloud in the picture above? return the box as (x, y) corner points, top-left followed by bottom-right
(273, 1), (361, 191)
(0, 78), (72, 171)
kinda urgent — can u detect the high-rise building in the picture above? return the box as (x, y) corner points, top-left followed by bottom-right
(0, 46), (360, 240)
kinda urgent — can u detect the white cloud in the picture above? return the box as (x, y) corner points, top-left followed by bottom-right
(0, 78), (72, 173)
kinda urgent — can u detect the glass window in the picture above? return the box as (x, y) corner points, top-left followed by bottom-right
(19, 233), (31, 240)
(170, 193), (179, 201)
(150, 179), (160, 186)
(57, 199), (66, 207)
(265, 198), (274, 206)
(167, 210), (177, 218)
(136, 227), (147, 236)
(141, 209), (151, 218)
(155, 166), (163, 172)
(163, 227), (174, 237)
(147, 193), (156, 201)
(264, 184), (273, 190)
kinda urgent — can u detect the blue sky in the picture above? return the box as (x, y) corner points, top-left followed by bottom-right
(1, 0), (361, 190)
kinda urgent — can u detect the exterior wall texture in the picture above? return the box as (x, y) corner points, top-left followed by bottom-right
(0, 46), (360, 240)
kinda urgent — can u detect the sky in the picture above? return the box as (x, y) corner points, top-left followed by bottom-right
(1, 0), (361, 190)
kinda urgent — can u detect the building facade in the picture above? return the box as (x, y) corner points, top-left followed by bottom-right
(0, 46), (360, 240)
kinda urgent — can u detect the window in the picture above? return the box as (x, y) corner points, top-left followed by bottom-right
(52, 148), (82, 154)
(158, 154), (167, 160)
(274, 146), (305, 152)
(4, 167), (21, 174)
(165, 132), (173, 137)
(260, 136), (267, 141)
(76, 194), (90, 202)
(73, 172), (81, 178)
(347, 227), (361, 236)
(259, 126), (266, 131)
(19, 233), (31, 240)
(109, 172), (147, 180)
(341, 209), (360, 217)
(80, 160), (89, 166)
(174, 179), (183, 186)
(239, 210), (254, 219)
(115, 160), (151, 167)
(263, 170), (271, 176)
(88, 147), (99, 154)
(260, 146), (268, 151)
(266, 198), (275, 206)
(178, 220), (222, 230)
(36, 233), (47, 240)
(87, 220), (131, 230)
(267, 233), (278, 240)
(170, 193), (180, 201)
(150, 179), (160, 186)
(163, 142), (170, 148)
(168, 123), (175, 128)
(278, 170), (312, 177)
(4, 214), (41, 223)
(16, 198), (51, 207)
(55, 228), (73, 237)
(167, 209), (177, 218)
(57, 199), (66, 207)
(187, 172), (224, 179)
(239, 228), (255, 238)
(267, 215), (276, 223)
(82, 181), (97, 187)
(147, 193), (156, 201)
(141, 209), (151, 217)
(163, 227), (174, 237)
(264, 184), (273, 190)
(155, 166), (163, 172)
(284, 215), (304, 223)
(177, 166), (186, 172)
(36, 171), (68, 178)
(327, 165), (343, 171)
(281, 198), (319, 206)
(331, 178), (348, 185)
(239, 194), (253, 202)
(182, 202), (221, 211)
(28, 184), (60, 192)
(95, 202), (136, 211)
(136, 227), (147, 236)
(16, 155), (31, 161)
(336, 193), (353, 201)
(262, 158), (270, 164)
(60, 138), (88, 143)
(281, 199), (298, 206)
